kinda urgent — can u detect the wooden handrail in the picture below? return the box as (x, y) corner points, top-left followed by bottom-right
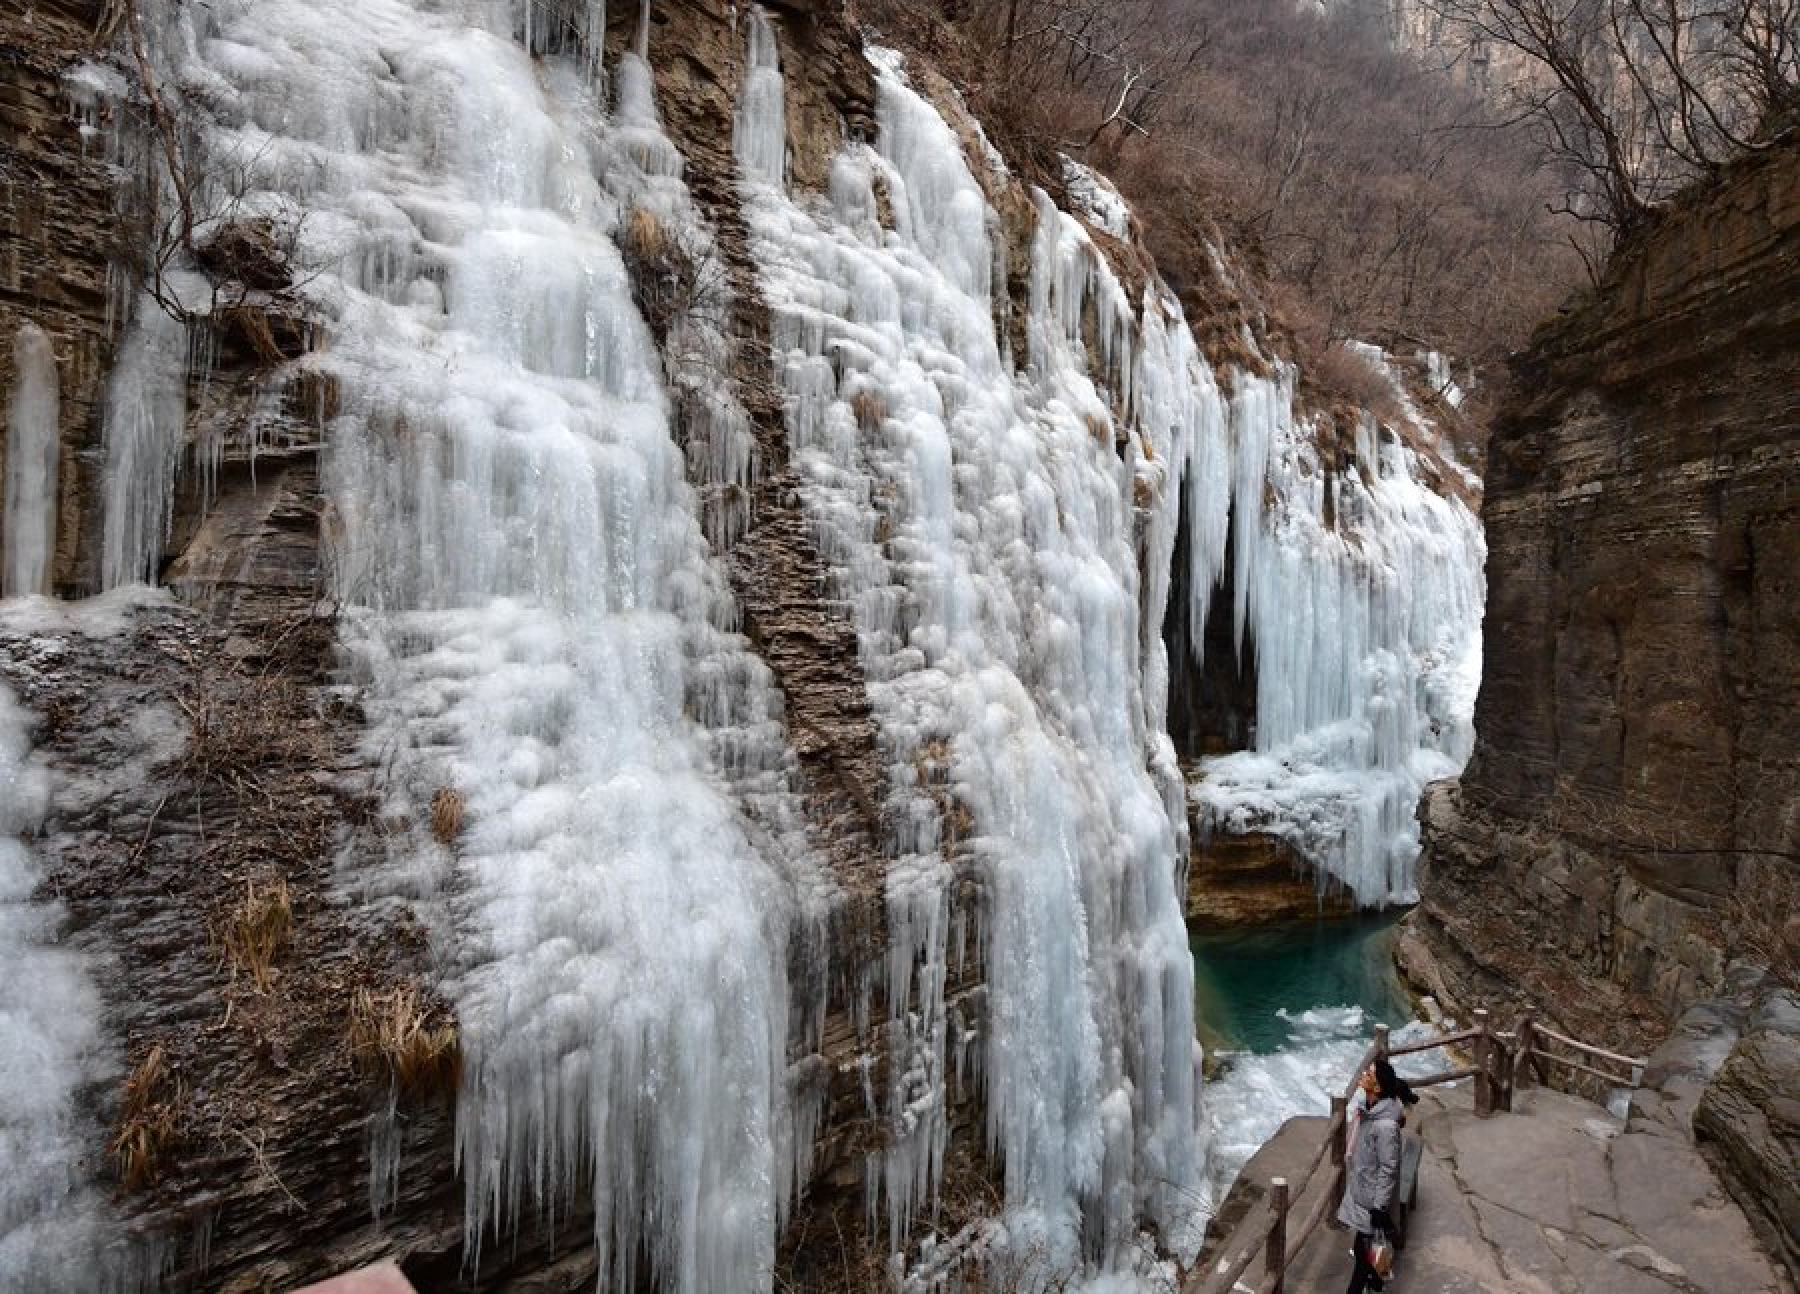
(1529, 1048), (1636, 1086)
(1386, 1026), (1481, 1057)
(1197, 1205), (1268, 1294)
(1531, 1024), (1646, 1070)
(1407, 1064), (1479, 1090)
(1266, 1162), (1345, 1293)
(1196, 1102), (1347, 1294)
(1264, 1179), (1289, 1294)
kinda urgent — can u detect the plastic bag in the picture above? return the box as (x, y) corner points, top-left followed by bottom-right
(1367, 1235), (1396, 1279)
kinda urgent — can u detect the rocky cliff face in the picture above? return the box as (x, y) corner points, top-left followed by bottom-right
(0, 0), (119, 593)
(1403, 135), (1800, 1042)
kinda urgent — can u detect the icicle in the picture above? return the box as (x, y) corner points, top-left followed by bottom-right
(1187, 351), (1485, 906)
(99, 297), (187, 590)
(127, 0), (834, 1287)
(4, 326), (61, 597)
(735, 8), (786, 188)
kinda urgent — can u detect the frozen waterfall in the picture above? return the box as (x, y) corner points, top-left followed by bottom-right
(140, 0), (823, 1288)
(0, 683), (109, 1289)
(8, 0), (1489, 1283)
(736, 16), (1205, 1272)
(1187, 359), (1485, 906)
(4, 326), (61, 598)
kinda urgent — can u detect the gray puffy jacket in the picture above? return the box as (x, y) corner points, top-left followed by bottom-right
(1336, 1096), (1403, 1235)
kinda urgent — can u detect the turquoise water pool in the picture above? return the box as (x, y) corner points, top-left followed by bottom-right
(1193, 913), (1420, 1200)
(1192, 912), (1413, 1054)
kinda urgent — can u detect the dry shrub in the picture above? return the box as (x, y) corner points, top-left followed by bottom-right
(221, 303), (310, 364)
(197, 217), (293, 292)
(349, 984), (461, 1099)
(430, 786), (464, 845)
(216, 876), (293, 990)
(113, 1045), (182, 1191)
(1301, 340), (1408, 431)
(624, 205), (669, 262)
(1725, 862), (1800, 992)
(618, 204), (699, 346)
(849, 389), (887, 432)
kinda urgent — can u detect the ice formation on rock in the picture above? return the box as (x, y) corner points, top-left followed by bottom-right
(1188, 353), (1485, 905)
(99, 295), (190, 590)
(0, 682), (109, 1289)
(7, 0), (1486, 1283)
(736, 15), (1206, 1272)
(4, 325), (61, 597)
(118, 0), (826, 1288)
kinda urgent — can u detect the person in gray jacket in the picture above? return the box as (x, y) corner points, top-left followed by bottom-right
(1337, 1057), (1418, 1292)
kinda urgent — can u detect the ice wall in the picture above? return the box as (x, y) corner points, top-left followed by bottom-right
(4, 325), (61, 596)
(99, 296), (189, 590)
(736, 17), (1205, 1273)
(52, 0), (1482, 1283)
(131, 0), (823, 1288)
(1188, 356), (1485, 906)
(0, 683), (109, 1289)
(735, 9), (1481, 1268)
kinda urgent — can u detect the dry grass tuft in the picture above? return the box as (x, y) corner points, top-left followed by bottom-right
(112, 1045), (182, 1191)
(216, 876), (293, 990)
(849, 389), (887, 432)
(624, 205), (669, 262)
(430, 786), (464, 845)
(350, 984), (462, 1100)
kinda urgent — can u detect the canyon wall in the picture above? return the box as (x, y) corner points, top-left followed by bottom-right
(1403, 134), (1799, 1043)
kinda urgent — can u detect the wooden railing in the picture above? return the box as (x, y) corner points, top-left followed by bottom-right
(1183, 1010), (1647, 1294)
(1505, 1013), (1647, 1101)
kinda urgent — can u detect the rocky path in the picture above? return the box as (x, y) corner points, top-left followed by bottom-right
(1225, 1086), (1789, 1294)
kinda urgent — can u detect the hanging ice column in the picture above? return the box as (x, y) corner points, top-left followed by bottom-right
(5, 325), (61, 597)
(98, 297), (188, 590)
(0, 684), (109, 1289)
(736, 12), (1204, 1272)
(1184, 357), (1486, 906)
(152, 0), (809, 1288)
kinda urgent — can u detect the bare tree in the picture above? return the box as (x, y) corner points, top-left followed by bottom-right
(1420, 0), (1799, 235)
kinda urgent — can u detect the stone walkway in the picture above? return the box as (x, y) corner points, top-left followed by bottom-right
(1217, 1086), (1790, 1294)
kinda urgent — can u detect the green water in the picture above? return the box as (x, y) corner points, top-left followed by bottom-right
(1192, 913), (1413, 1055)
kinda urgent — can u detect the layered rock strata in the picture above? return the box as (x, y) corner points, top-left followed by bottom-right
(1406, 134), (1799, 1042)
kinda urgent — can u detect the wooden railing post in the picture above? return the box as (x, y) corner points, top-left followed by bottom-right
(1373, 1023), (1389, 1065)
(1473, 1009), (1494, 1117)
(1330, 1095), (1348, 1170)
(1513, 1013), (1536, 1100)
(1266, 1177), (1290, 1294)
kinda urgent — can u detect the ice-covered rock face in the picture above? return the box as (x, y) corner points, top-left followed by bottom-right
(731, 11), (1480, 1269)
(4, 326), (61, 598)
(104, 2), (823, 1290)
(40, 0), (1483, 1284)
(737, 16), (1207, 1273)
(0, 681), (110, 1290)
(1189, 352), (1485, 906)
